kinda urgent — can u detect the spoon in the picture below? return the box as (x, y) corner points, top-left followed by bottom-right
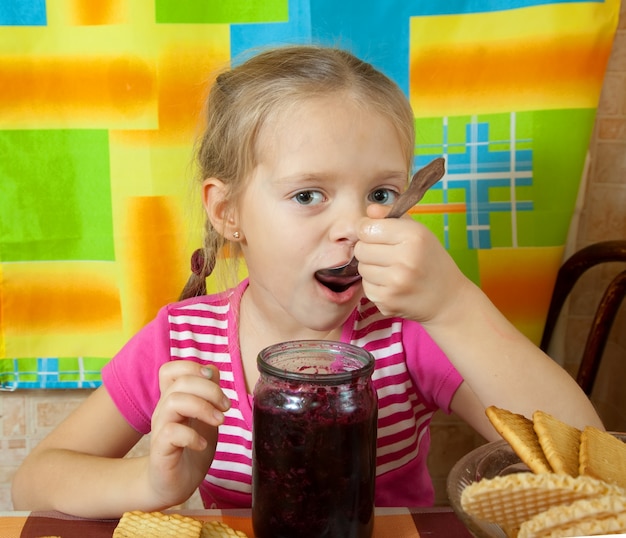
(314, 156), (446, 282)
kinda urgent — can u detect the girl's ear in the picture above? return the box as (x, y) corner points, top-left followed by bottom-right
(202, 178), (239, 238)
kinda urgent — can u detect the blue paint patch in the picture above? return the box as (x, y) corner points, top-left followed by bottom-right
(230, 0), (313, 64)
(408, 0), (603, 17)
(0, 0), (47, 26)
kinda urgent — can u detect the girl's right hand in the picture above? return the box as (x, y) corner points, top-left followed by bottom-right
(356, 207), (468, 324)
(147, 361), (231, 508)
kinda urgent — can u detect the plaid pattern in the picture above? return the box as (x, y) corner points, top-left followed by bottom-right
(0, 357), (107, 390)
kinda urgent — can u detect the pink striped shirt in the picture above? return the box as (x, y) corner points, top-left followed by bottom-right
(102, 279), (462, 508)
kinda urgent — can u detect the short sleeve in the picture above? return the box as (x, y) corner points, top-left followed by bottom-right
(402, 318), (463, 413)
(101, 306), (172, 434)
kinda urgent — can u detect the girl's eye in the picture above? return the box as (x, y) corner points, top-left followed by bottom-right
(369, 188), (398, 205)
(293, 190), (325, 206)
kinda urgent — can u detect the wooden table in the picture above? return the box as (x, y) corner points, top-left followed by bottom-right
(0, 506), (474, 537)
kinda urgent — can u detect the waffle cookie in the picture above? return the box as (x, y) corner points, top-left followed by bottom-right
(201, 520), (249, 537)
(113, 511), (250, 538)
(486, 406), (552, 474)
(460, 471), (623, 530)
(517, 494), (626, 538)
(113, 511), (203, 537)
(580, 425), (626, 489)
(533, 410), (581, 477)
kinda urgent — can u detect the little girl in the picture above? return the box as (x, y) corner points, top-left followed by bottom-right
(12, 45), (603, 518)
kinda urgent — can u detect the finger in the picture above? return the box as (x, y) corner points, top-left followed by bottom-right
(358, 217), (416, 248)
(365, 203), (389, 219)
(151, 421), (209, 454)
(361, 264), (418, 299)
(152, 374), (231, 445)
(151, 398), (223, 451)
(159, 361), (221, 393)
(168, 371), (230, 410)
(356, 240), (410, 273)
(360, 281), (396, 316)
(358, 258), (396, 284)
(161, 370), (230, 411)
(354, 236), (385, 267)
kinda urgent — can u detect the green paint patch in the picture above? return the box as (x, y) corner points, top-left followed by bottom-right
(0, 129), (114, 262)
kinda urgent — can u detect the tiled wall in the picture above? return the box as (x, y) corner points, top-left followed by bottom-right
(1, 3), (625, 510)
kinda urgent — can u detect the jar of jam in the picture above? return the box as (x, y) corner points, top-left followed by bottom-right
(252, 340), (378, 538)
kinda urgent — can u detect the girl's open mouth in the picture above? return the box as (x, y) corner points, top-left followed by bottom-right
(314, 272), (362, 293)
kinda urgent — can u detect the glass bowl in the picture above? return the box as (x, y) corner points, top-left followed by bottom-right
(446, 433), (626, 538)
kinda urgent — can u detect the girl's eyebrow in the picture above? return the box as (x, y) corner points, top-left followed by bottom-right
(384, 171), (411, 183)
(276, 170), (408, 182)
(272, 173), (332, 187)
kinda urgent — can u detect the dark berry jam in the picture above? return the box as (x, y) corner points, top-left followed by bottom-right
(252, 341), (377, 538)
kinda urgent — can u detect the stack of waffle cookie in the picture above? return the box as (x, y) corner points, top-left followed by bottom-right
(460, 406), (626, 537)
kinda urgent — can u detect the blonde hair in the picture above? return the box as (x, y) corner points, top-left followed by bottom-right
(180, 45), (415, 299)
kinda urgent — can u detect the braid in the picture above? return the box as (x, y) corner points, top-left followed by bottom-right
(178, 272), (206, 300)
(178, 248), (216, 300)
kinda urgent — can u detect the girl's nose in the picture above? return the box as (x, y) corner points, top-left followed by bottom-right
(328, 200), (366, 244)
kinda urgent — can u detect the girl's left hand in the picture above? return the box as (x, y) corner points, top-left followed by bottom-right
(355, 205), (468, 323)
(148, 361), (230, 508)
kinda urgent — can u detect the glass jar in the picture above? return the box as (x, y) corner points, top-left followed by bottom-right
(252, 340), (378, 538)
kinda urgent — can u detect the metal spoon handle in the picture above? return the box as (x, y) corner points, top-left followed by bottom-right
(386, 157), (446, 219)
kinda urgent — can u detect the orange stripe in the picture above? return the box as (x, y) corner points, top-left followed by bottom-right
(478, 247), (563, 343)
(0, 56), (155, 121)
(409, 203), (466, 215)
(410, 36), (613, 114)
(123, 196), (188, 333)
(3, 268), (121, 332)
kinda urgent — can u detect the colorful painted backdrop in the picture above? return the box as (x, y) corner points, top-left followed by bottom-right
(0, 0), (620, 388)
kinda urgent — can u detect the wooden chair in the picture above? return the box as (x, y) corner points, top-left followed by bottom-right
(540, 240), (626, 395)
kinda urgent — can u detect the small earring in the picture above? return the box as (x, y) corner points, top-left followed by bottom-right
(232, 231), (241, 239)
